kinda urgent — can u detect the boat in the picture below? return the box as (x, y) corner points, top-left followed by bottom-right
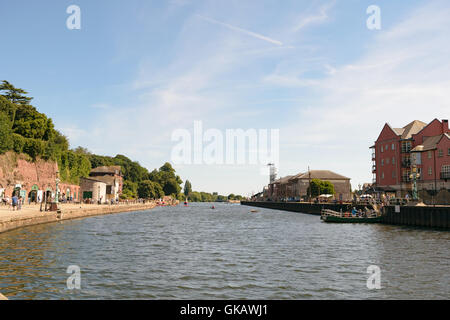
(320, 208), (383, 223)
(250, 209), (259, 213)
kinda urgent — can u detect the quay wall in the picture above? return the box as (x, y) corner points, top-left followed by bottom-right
(241, 201), (450, 229)
(0, 202), (158, 235)
(241, 201), (370, 215)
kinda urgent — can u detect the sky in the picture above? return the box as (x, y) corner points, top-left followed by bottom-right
(1, 0), (449, 196)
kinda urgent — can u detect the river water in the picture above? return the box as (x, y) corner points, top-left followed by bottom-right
(0, 203), (448, 300)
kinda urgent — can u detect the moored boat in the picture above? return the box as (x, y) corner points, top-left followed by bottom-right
(321, 208), (383, 223)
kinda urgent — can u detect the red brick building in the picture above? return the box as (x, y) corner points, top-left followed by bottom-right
(371, 119), (450, 196)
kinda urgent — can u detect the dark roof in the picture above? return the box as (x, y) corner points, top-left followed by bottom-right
(411, 134), (449, 152)
(90, 166), (121, 174)
(290, 170), (350, 181)
(80, 177), (107, 185)
(91, 175), (118, 185)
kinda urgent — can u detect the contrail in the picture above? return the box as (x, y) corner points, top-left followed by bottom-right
(197, 15), (283, 46)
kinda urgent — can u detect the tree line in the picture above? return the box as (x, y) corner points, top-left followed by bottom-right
(182, 180), (244, 202)
(0, 81), (243, 202)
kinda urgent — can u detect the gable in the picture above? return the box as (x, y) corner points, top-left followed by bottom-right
(412, 119), (442, 144)
(376, 123), (399, 142)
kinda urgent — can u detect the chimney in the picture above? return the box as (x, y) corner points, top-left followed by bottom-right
(442, 119), (449, 134)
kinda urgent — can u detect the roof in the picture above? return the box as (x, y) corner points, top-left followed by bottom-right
(80, 177), (108, 185)
(90, 166), (121, 174)
(272, 175), (294, 184)
(411, 134), (450, 152)
(396, 120), (427, 139)
(290, 170), (350, 181)
(91, 175), (119, 185)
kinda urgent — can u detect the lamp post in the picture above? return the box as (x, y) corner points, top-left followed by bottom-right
(409, 165), (420, 201)
(55, 170), (60, 204)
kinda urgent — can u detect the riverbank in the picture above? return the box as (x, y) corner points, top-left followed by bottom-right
(241, 201), (450, 229)
(0, 202), (161, 235)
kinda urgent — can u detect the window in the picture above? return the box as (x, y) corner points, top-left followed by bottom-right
(381, 145), (384, 153)
(392, 143), (395, 150)
(392, 171), (396, 178)
(386, 158), (390, 164)
(381, 172), (384, 179)
(442, 165), (450, 179)
(381, 159), (384, 166)
(428, 151), (432, 159)
(401, 141), (412, 153)
(438, 149), (443, 157)
(448, 148), (450, 156)
(386, 145), (389, 151)
(428, 167), (432, 175)
(392, 157), (396, 164)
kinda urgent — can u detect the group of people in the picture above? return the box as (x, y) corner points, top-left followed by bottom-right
(1, 195), (23, 211)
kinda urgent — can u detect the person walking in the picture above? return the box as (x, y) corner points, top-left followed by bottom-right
(11, 195), (18, 211)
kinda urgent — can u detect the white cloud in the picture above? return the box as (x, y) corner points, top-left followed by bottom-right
(281, 0), (450, 187)
(293, 0), (335, 32)
(196, 14), (283, 46)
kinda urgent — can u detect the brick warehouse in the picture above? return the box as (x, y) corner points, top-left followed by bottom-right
(371, 118), (450, 198)
(0, 152), (80, 203)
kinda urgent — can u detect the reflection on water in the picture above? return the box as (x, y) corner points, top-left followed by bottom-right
(0, 203), (448, 299)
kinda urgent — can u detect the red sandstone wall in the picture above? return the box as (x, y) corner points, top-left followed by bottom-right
(0, 152), (80, 201)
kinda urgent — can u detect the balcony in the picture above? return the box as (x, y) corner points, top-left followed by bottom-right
(441, 172), (450, 180)
(372, 165), (376, 173)
(401, 160), (411, 168)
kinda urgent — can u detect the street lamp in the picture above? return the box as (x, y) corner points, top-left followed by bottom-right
(55, 170), (60, 204)
(409, 165), (420, 201)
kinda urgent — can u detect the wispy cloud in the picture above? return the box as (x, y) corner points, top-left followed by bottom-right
(293, 1), (335, 32)
(196, 14), (283, 46)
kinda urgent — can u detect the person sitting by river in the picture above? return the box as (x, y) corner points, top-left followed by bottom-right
(351, 207), (358, 216)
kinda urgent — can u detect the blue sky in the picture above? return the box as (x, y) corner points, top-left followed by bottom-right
(1, 0), (449, 195)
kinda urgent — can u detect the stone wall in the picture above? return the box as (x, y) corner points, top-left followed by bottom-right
(0, 152), (80, 202)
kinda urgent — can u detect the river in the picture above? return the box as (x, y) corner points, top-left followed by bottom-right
(0, 203), (448, 299)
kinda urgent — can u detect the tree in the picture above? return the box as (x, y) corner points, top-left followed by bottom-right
(0, 111), (12, 153)
(138, 180), (164, 199)
(0, 81), (33, 105)
(308, 179), (322, 198)
(0, 96), (16, 127)
(184, 180), (192, 197)
(307, 179), (335, 198)
(321, 181), (335, 195)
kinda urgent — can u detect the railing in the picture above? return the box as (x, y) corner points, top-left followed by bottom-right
(441, 172), (450, 179)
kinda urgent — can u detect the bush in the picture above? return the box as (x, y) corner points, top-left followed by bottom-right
(23, 138), (45, 159)
(11, 133), (25, 154)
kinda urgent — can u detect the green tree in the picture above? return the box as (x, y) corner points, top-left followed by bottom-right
(320, 181), (335, 195)
(138, 180), (164, 199)
(0, 80), (33, 105)
(0, 111), (12, 153)
(0, 96), (17, 127)
(184, 180), (192, 197)
(308, 179), (322, 198)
